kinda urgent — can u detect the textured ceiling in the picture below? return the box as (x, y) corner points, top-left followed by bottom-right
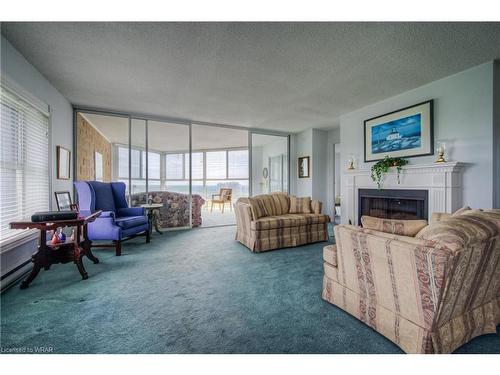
(2, 22), (500, 132)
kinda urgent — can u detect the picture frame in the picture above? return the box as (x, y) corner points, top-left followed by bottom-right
(56, 145), (71, 179)
(298, 156), (310, 178)
(364, 100), (434, 162)
(54, 191), (73, 211)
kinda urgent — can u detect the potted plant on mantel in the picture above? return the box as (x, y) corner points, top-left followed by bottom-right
(370, 155), (409, 189)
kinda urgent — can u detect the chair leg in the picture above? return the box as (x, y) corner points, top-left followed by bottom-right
(222, 202), (225, 213)
(115, 241), (122, 256)
(146, 229), (151, 243)
(211, 201), (213, 212)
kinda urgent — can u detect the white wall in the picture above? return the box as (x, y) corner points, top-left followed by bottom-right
(340, 62), (495, 214)
(1, 35), (74, 287)
(295, 129), (313, 197)
(289, 128), (330, 213)
(326, 128), (340, 217)
(312, 129), (328, 208)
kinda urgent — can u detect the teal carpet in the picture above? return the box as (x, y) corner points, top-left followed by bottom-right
(1, 226), (499, 354)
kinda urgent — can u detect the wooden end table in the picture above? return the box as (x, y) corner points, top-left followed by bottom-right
(140, 203), (163, 236)
(10, 210), (102, 289)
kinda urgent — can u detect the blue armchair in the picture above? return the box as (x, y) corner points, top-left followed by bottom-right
(74, 181), (150, 256)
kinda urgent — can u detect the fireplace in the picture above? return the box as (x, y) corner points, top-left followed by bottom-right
(358, 189), (428, 225)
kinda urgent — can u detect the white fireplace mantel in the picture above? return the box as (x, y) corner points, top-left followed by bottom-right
(342, 162), (465, 225)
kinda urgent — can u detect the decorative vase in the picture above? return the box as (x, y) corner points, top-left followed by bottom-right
(51, 233), (61, 244)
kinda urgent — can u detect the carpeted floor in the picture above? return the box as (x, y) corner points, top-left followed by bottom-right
(1, 225), (499, 354)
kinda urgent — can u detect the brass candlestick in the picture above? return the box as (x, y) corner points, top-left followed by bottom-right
(435, 151), (446, 163)
(435, 142), (446, 163)
(347, 155), (356, 170)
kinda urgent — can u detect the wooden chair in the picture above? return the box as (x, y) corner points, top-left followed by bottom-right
(211, 188), (232, 213)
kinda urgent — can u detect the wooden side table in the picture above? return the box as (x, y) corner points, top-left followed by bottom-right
(140, 203), (163, 235)
(9, 210), (102, 289)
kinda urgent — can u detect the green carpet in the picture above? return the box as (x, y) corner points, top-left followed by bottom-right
(1, 226), (499, 354)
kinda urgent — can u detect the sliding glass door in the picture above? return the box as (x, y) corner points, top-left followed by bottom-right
(191, 124), (249, 227)
(76, 111), (191, 230)
(250, 133), (289, 196)
(76, 110), (290, 229)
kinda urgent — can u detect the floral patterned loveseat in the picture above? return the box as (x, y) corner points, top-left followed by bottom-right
(131, 191), (205, 228)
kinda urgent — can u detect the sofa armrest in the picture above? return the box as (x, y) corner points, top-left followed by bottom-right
(117, 207), (145, 217)
(332, 224), (454, 329)
(311, 200), (322, 214)
(235, 201), (253, 234)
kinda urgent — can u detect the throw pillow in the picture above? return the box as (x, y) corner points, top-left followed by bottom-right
(452, 206), (472, 216)
(289, 196), (312, 214)
(430, 212), (452, 224)
(361, 215), (428, 237)
(247, 196), (270, 219)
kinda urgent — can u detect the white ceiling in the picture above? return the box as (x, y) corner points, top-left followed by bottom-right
(3, 22), (500, 132)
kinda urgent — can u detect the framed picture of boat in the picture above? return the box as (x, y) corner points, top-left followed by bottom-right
(364, 100), (434, 162)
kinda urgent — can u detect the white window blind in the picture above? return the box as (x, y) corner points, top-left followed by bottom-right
(1, 83), (50, 246)
(184, 152), (203, 180)
(165, 153), (184, 179)
(206, 151), (226, 179)
(228, 150), (249, 178)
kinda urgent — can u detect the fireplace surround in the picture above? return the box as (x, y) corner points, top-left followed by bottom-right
(342, 162), (464, 225)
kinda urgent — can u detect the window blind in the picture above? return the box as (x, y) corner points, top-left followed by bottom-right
(228, 150), (249, 179)
(0, 83), (50, 246)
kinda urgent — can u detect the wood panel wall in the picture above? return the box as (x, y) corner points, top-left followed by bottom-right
(76, 113), (112, 182)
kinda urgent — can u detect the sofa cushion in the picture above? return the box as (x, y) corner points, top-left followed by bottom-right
(115, 215), (148, 229)
(430, 212), (452, 224)
(452, 206), (472, 216)
(270, 192), (290, 215)
(289, 196), (312, 214)
(88, 181), (116, 212)
(247, 193), (290, 219)
(247, 196), (271, 219)
(361, 215), (428, 237)
(251, 213), (329, 230)
(416, 210), (500, 252)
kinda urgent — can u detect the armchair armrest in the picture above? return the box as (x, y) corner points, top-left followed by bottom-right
(98, 210), (115, 219)
(117, 207), (145, 217)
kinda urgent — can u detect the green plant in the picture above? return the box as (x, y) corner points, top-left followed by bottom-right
(370, 156), (409, 189)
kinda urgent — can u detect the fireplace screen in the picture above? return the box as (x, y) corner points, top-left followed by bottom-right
(358, 189), (428, 225)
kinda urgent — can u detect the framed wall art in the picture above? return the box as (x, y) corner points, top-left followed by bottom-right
(364, 100), (434, 162)
(57, 145), (71, 180)
(298, 156), (310, 178)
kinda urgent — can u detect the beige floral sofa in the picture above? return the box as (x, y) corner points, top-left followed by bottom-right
(322, 207), (500, 353)
(235, 192), (330, 252)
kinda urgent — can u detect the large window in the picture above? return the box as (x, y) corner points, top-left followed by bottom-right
(1, 83), (50, 245)
(164, 149), (249, 199)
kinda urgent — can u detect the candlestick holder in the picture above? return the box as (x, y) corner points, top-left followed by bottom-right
(435, 141), (446, 163)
